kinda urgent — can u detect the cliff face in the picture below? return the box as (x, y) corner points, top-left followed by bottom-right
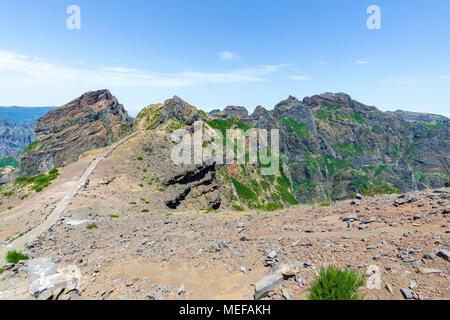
(0, 120), (35, 158)
(19, 90), (133, 176)
(245, 93), (449, 203)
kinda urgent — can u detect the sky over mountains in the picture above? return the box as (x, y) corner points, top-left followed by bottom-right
(0, 0), (449, 117)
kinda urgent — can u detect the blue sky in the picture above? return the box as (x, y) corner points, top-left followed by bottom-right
(0, 0), (449, 117)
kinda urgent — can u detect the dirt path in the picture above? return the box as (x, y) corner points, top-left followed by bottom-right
(0, 132), (138, 260)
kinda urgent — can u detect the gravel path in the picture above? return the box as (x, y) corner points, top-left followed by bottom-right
(0, 132), (138, 260)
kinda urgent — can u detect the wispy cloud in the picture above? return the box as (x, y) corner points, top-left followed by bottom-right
(288, 75), (311, 81)
(218, 51), (239, 61)
(0, 49), (288, 88)
(387, 77), (417, 84)
(318, 61), (327, 65)
(440, 75), (450, 80)
(356, 60), (369, 65)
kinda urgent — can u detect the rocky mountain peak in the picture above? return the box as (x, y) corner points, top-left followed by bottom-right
(159, 95), (199, 126)
(19, 89), (133, 176)
(251, 105), (270, 120)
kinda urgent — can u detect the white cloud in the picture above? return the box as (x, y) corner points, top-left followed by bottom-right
(288, 75), (311, 81)
(0, 49), (288, 89)
(218, 51), (239, 61)
(387, 78), (417, 84)
(440, 75), (450, 80)
(318, 61), (327, 65)
(356, 60), (369, 65)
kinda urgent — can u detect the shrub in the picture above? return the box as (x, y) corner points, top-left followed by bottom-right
(232, 204), (244, 211)
(86, 223), (98, 230)
(308, 265), (366, 300)
(319, 202), (332, 207)
(360, 183), (400, 197)
(14, 169), (59, 193)
(109, 214), (120, 218)
(258, 202), (283, 211)
(6, 250), (28, 264)
(0, 267), (4, 275)
(141, 209), (149, 213)
(0, 157), (19, 169)
(136, 156), (143, 161)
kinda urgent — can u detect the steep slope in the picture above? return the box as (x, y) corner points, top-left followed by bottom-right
(247, 93), (449, 203)
(19, 90), (133, 176)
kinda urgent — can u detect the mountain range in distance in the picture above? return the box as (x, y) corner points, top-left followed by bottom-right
(6, 89), (448, 208)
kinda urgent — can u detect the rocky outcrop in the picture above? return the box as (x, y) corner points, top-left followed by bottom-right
(387, 110), (448, 124)
(209, 92), (449, 204)
(19, 90), (133, 176)
(0, 120), (35, 158)
(210, 105), (248, 120)
(159, 96), (199, 126)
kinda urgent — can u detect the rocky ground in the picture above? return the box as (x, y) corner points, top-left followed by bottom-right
(0, 126), (449, 301)
(1, 160), (449, 299)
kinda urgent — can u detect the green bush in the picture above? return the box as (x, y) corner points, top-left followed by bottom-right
(14, 169), (59, 193)
(282, 117), (310, 139)
(6, 250), (28, 264)
(86, 223), (98, 230)
(308, 265), (366, 300)
(258, 202), (283, 211)
(232, 204), (244, 211)
(319, 202), (332, 207)
(22, 141), (39, 153)
(360, 183), (400, 197)
(0, 157), (19, 169)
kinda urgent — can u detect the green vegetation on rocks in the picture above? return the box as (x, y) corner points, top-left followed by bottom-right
(282, 117), (310, 139)
(14, 168), (59, 192)
(308, 265), (366, 300)
(0, 157), (19, 168)
(6, 250), (28, 264)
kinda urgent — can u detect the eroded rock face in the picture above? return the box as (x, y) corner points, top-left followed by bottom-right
(212, 92), (449, 203)
(19, 90), (133, 176)
(159, 96), (199, 126)
(210, 105), (249, 120)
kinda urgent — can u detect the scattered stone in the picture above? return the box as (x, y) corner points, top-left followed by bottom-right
(423, 253), (436, 260)
(282, 288), (292, 300)
(417, 266), (442, 274)
(37, 289), (53, 300)
(340, 214), (358, 222)
(385, 283), (393, 293)
(437, 249), (450, 261)
(400, 288), (413, 299)
(239, 266), (247, 274)
(264, 251), (279, 267)
(253, 273), (284, 300)
(361, 217), (376, 224)
(178, 284), (185, 296)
